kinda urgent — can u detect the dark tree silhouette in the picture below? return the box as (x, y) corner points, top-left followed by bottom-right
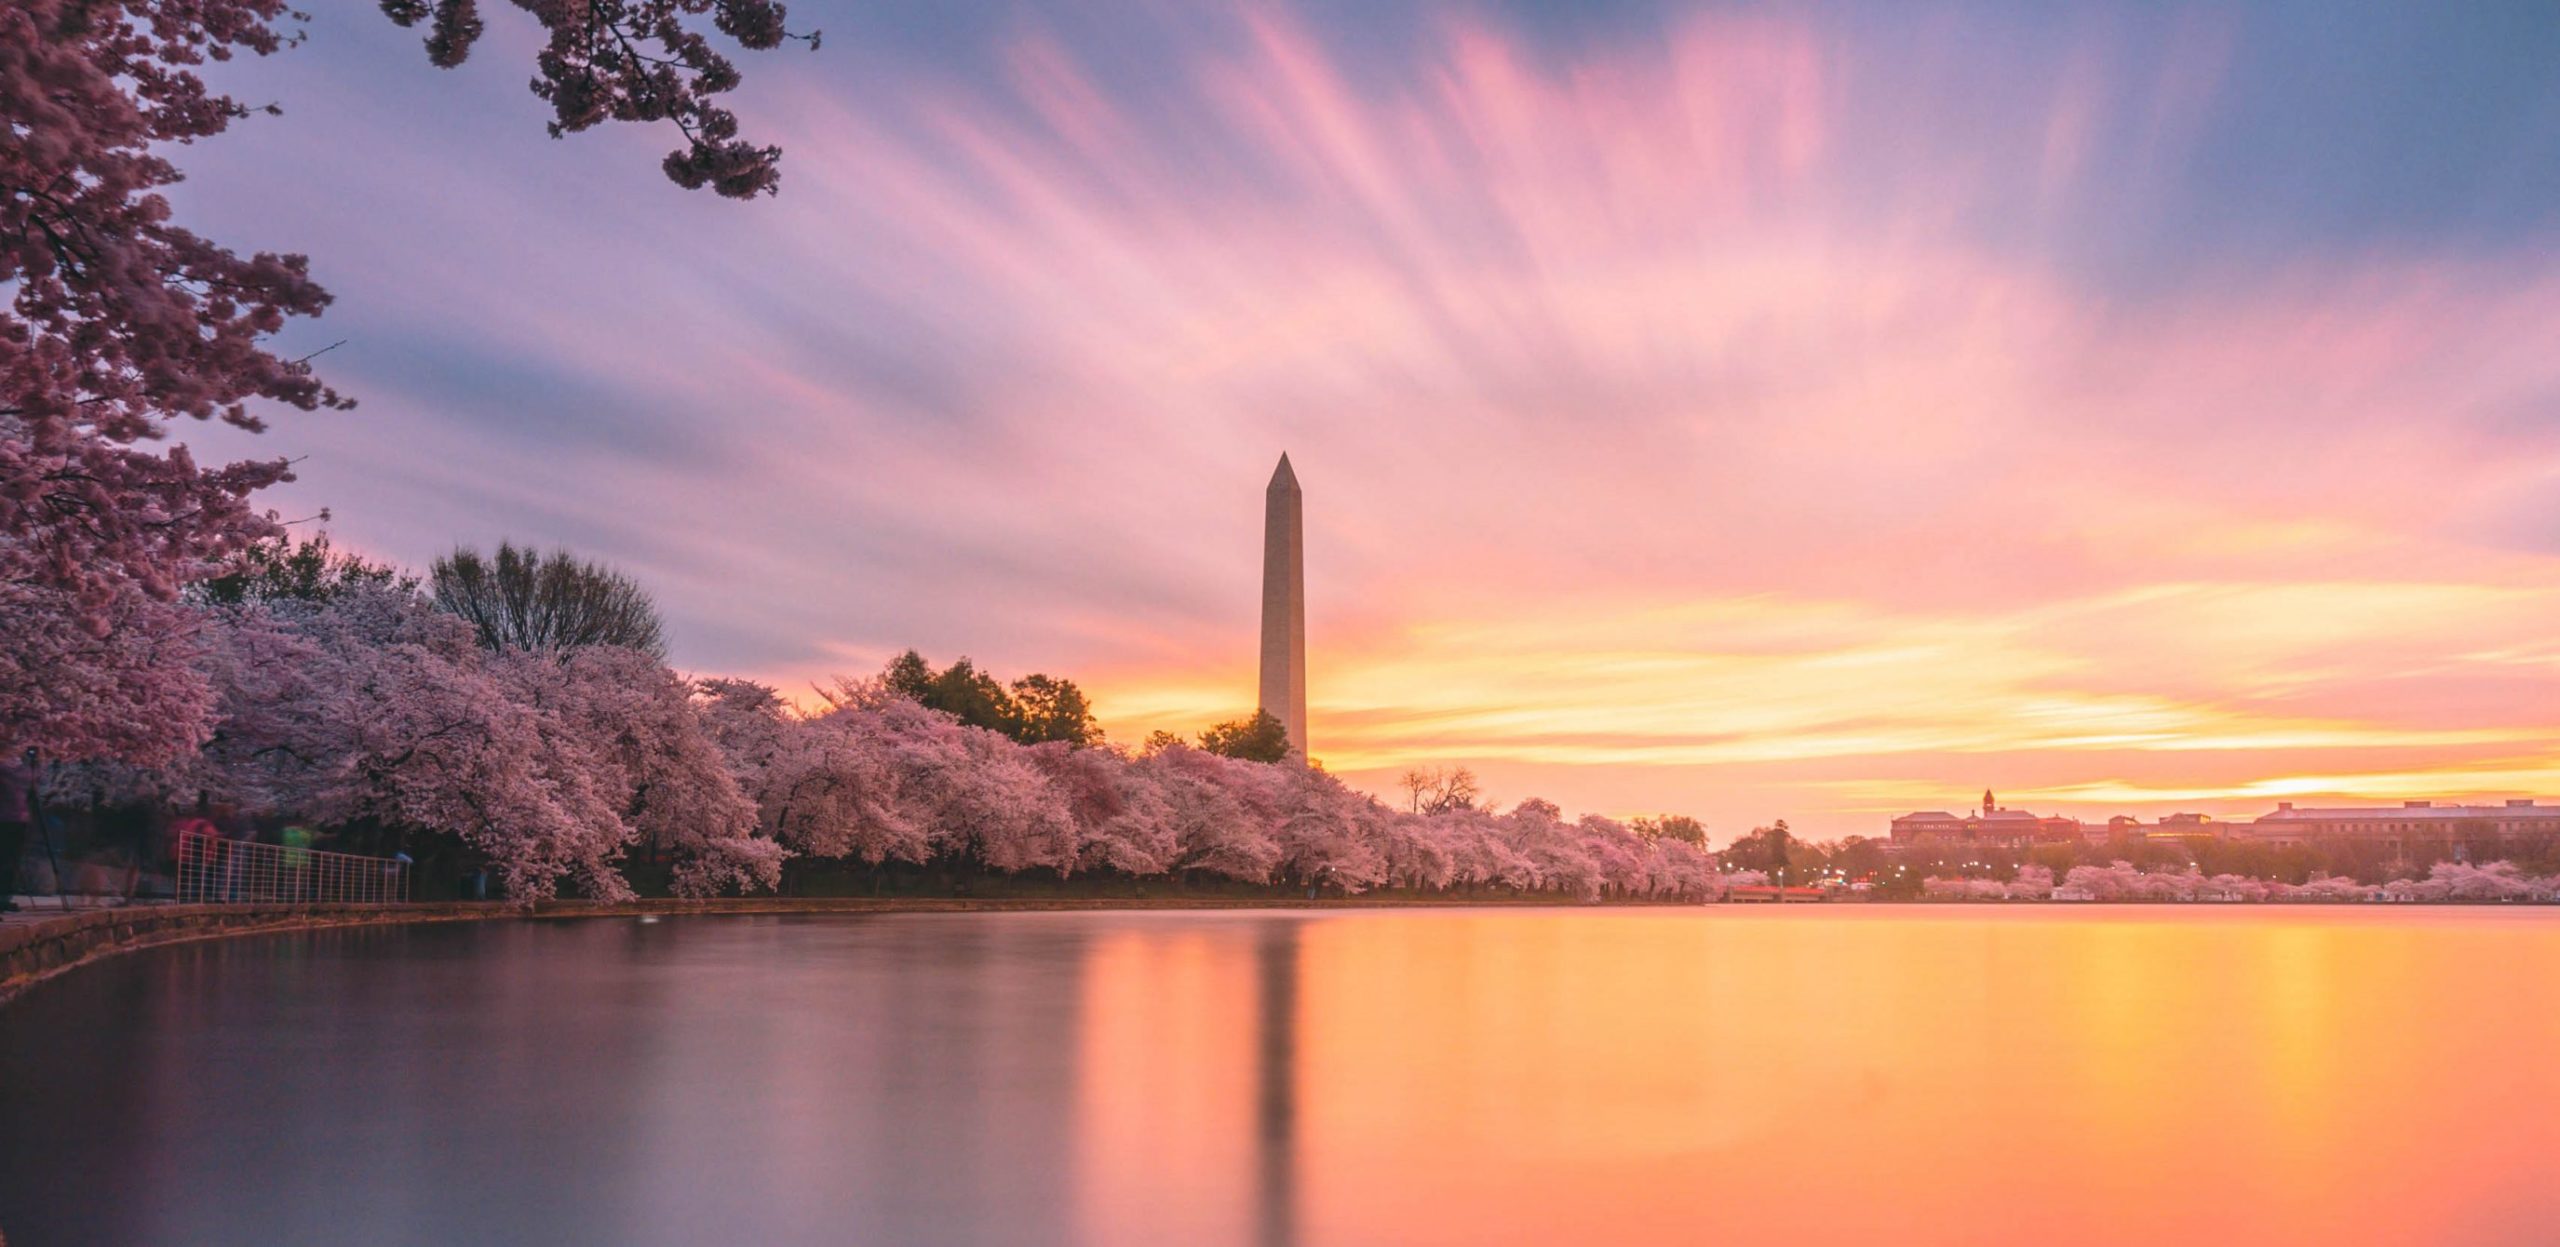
(1400, 765), (1482, 814)
(195, 532), (413, 606)
(1632, 814), (1707, 845)
(1199, 711), (1291, 764)
(378, 0), (818, 198)
(877, 650), (1102, 746)
(430, 542), (667, 658)
(1720, 821), (1797, 876)
(1009, 673), (1100, 746)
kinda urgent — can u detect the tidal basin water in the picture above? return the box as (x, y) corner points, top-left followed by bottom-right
(5, 909), (2560, 1246)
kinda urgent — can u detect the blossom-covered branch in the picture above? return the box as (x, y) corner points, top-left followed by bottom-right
(377, 0), (815, 198)
(4, 2), (805, 765)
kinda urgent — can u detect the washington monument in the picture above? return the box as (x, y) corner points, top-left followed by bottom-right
(1259, 454), (1308, 759)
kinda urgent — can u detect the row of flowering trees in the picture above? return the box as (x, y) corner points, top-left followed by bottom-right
(702, 673), (1741, 901)
(1923, 861), (2559, 903)
(50, 584), (778, 900)
(44, 582), (1744, 902)
(690, 674), (1753, 901)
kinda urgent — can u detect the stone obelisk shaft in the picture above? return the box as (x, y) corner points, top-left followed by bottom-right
(1259, 454), (1307, 759)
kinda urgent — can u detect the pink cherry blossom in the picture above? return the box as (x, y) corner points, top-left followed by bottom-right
(4, 2), (800, 767)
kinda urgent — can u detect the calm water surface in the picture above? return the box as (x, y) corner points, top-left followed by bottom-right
(3, 908), (2558, 1246)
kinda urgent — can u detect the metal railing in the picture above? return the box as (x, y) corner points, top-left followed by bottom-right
(174, 831), (411, 905)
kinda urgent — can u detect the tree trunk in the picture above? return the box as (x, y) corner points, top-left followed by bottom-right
(24, 751), (69, 910)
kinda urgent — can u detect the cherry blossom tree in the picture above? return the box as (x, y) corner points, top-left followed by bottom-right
(0, 581), (213, 765)
(717, 685), (936, 868)
(1271, 763), (1389, 892)
(1434, 807), (1539, 892)
(694, 677), (798, 803)
(85, 588), (319, 808)
(1504, 799), (1602, 900)
(924, 711), (1079, 875)
(1135, 744), (1284, 884)
(241, 587), (638, 899)
(4, 2), (332, 763)
(2273, 875), (2376, 903)
(147, 586), (782, 900)
(1576, 815), (1651, 898)
(2060, 861), (2143, 901)
(1650, 838), (1717, 899)
(1029, 741), (1179, 877)
(742, 681), (1081, 876)
(2420, 860), (2539, 902)
(3, 3), (339, 614)
(5, 2), (805, 767)
(498, 646), (782, 896)
(1373, 807), (1458, 891)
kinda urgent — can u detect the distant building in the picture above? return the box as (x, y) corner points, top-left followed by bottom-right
(2240, 799), (2560, 847)
(1888, 790), (2081, 845)
(2102, 812), (2233, 843)
(1889, 811), (1970, 840)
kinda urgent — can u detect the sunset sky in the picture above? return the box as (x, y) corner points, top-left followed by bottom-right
(175, 2), (2560, 840)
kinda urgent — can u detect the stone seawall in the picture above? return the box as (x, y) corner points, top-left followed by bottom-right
(0, 901), (509, 1006)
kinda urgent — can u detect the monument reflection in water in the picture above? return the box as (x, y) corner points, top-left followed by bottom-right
(4, 909), (2560, 1246)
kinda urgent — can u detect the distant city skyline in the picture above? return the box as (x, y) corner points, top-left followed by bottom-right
(1884, 791), (2560, 848)
(169, 2), (2560, 838)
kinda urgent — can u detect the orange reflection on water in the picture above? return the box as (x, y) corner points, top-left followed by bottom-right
(1072, 908), (2560, 1247)
(1074, 922), (1266, 1246)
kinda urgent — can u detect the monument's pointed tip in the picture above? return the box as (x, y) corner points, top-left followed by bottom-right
(1270, 452), (1299, 490)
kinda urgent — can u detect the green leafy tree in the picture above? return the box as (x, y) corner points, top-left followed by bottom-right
(879, 651), (1101, 746)
(1826, 834), (1894, 878)
(1721, 820), (1796, 876)
(1198, 711), (1291, 763)
(924, 658), (1017, 730)
(194, 532), (412, 605)
(1009, 673), (1100, 745)
(1631, 814), (1706, 845)
(883, 650), (935, 702)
